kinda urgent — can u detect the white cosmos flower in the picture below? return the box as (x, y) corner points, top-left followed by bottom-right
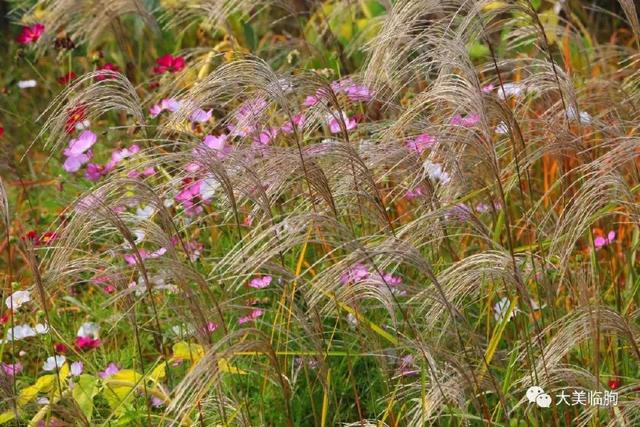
(34, 323), (49, 334)
(135, 205), (155, 220)
(75, 119), (91, 131)
(423, 160), (451, 185)
(497, 82), (524, 100)
(77, 322), (100, 339)
(566, 106), (592, 124)
(43, 355), (66, 371)
(5, 290), (31, 310)
(70, 361), (84, 376)
(199, 177), (220, 200)
(17, 80), (37, 89)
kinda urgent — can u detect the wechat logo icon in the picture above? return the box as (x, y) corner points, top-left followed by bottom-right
(527, 386), (552, 408)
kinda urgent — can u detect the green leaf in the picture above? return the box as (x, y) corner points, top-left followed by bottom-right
(468, 41), (490, 60)
(242, 20), (257, 52)
(72, 375), (99, 422)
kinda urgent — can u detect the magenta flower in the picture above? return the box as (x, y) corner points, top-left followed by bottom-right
(249, 276), (272, 289)
(98, 362), (120, 379)
(405, 187), (425, 200)
(451, 113), (481, 127)
(189, 108), (212, 123)
(104, 144), (140, 172)
(124, 247), (167, 265)
(328, 112), (358, 134)
(150, 98), (181, 118)
(95, 63), (120, 81)
(75, 336), (101, 351)
(1, 362), (23, 376)
(281, 113), (305, 134)
(16, 23), (44, 44)
(340, 263), (370, 285)
(406, 133), (436, 155)
(153, 54), (186, 74)
(253, 127), (278, 147)
(381, 273), (402, 286)
(481, 84), (495, 93)
(594, 230), (616, 249)
(239, 308), (264, 324)
(205, 322), (218, 332)
(85, 163), (106, 181)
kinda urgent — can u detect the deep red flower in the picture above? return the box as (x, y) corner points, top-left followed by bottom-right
(65, 105), (88, 134)
(0, 312), (10, 325)
(0, 127), (4, 137)
(54, 343), (68, 354)
(608, 378), (621, 390)
(153, 54), (186, 74)
(22, 230), (39, 243)
(75, 336), (101, 351)
(16, 23), (44, 45)
(58, 72), (77, 86)
(95, 63), (120, 81)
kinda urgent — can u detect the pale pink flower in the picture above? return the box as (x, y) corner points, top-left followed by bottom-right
(340, 263), (370, 285)
(63, 152), (92, 173)
(249, 276), (272, 289)
(253, 127), (278, 147)
(189, 108), (212, 123)
(281, 113), (305, 134)
(328, 112), (357, 134)
(406, 133), (436, 154)
(451, 113), (481, 127)
(239, 308), (264, 324)
(1, 362), (23, 376)
(98, 362), (120, 379)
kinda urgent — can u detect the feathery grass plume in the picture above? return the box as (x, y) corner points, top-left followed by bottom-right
(26, 0), (157, 50)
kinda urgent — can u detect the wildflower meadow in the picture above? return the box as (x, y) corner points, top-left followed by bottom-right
(1, 0), (640, 425)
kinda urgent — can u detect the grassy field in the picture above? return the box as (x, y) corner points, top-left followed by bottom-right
(1, 0), (640, 425)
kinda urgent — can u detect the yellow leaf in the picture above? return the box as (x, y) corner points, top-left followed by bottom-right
(0, 411), (15, 425)
(171, 341), (205, 364)
(218, 358), (248, 375)
(482, 1), (507, 12)
(149, 362), (167, 382)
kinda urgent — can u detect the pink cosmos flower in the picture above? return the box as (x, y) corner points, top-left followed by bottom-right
(343, 82), (373, 102)
(594, 230), (616, 249)
(95, 63), (120, 81)
(189, 108), (212, 123)
(1, 362), (23, 376)
(406, 133), (436, 155)
(340, 263), (370, 285)
(451, 113), (481, 127)
(328, 112), (358, 134)
(98, 362), (120, 379)
(381, 273), (402, 286)
(481, 84), (495, 93)
(281, 113), (305, 134)
(405, 187), (425, 200)
(85, 163), (106, 181)
(238, 308), (264, 324)
(63, 151), (92, 173)
(64, 130), (97, 156)
(398, 355), (418, 377)
(205, 322), (218, 332)
(104, 144), (140, 172)
(253, 127), (278, 147)
(124, 247), (167, 265)
(16, 23), (44, 44)
(229, 98), (268, 136)
(127, 167), (156, 179)
(249, 276), (272, 289)
(150, 98), (181, 118)
(153, 54), (186, 74)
